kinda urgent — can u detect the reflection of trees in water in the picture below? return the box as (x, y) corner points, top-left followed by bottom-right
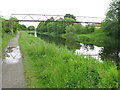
(37, 33), (120, 66)
(38, 34), (80, 50)
(80, 43), (94, 51)
(38, 34), (66, 46)
(65, 40), (80, 50)
(99, 43), (120, 65)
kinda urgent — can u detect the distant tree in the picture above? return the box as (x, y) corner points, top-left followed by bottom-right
(102, 0), (120, 39)
(2, 18), (10, 33)
(9, 17), (19, 33)
(36, 22), (47, 32)
(28, 25), (35, 31)
(52, 18), (75, 34)
(64, 14), (76, 20)
(2, 17), (19, 35)
(19, 24), (27, 31)
(88, 24), (95, 33)
(65, 23), (83, 34)
(81, 24), (95, 34)
(36, 16), (75, 34)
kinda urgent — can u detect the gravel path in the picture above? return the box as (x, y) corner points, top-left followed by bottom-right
(2, 32), (26, 88)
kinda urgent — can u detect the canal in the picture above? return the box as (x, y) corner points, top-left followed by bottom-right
(30, 32), (120, 67)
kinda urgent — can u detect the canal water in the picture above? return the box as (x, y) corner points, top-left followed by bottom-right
(32, 32), (120, 65)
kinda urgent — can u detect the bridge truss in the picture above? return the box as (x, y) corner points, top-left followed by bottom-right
(6, 14), (104, 24)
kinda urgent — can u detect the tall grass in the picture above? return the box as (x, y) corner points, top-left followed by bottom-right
(2, 32), (16, 51)
(19, 32), (118, 88)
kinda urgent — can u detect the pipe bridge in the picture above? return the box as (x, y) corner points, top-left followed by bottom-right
(6, 14), (104, 24)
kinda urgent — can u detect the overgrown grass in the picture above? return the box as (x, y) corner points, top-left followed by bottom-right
(2, 32), (16, 51)
(19, 32), (118, 88)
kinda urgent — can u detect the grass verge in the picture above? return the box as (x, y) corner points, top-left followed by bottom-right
(19, 32), (118, 88)
(2, 32), (16, 51)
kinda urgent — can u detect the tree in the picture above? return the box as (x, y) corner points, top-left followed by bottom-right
(2, 18), (10, 33)
(102, 0), (120, 39)
(65, 23), (83, 34)
(64, 14), (76, 20)
(9, 17), (20, 33)
(28, 25), (35, 31)
(19, 24), (27, 31)
(36, 16), (76, 34)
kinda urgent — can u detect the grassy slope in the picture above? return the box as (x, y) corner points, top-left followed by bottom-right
(19, 32), (118, 88)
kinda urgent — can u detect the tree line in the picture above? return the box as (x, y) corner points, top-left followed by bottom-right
(1, 0), (119, 39)
(36, 14), (95, 35)
(36, 0), (120, 39)
(1, 17), (35, 34)
(102, 0), (120, 39)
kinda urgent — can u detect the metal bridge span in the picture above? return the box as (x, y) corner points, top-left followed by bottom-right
(6, 14), (104, 24)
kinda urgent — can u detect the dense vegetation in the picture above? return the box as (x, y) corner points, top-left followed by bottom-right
(19, 32), (118, 88)
(19, 24), (27, 31)
(1, 0), (119, 88)
(36, 0), (119, 42)
(102, 0), (120, 39)
(1, 17), (33, 50)
(28, 25), (35, 31)
(1, 17), (19, 51)
(36, 14), (95, 35)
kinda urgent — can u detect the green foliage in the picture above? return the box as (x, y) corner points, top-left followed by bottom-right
(19, 32), (118, 88)
(2, 17), (20, 34)
(52, 18), (72, 34)
(63, 27), (119, 47)
(65, 23), (83, 34)
(102, 0), (120, 39)
(1, 17), (18, 51)
(28, 25), (35, 31)
(82, 24), (95, 34)
(19, 24), (27, 31)
(9, 17), (20, 33)
(36, 14), (96, 35)
(64, 14), (76, 20)
(2, 18), (11, 33)
(1, 17), (25, 51)
(2, 32), (16, 51)
(36, 16), (75, 35)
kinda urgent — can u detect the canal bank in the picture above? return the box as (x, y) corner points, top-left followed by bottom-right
(19, 32), (118, 88)
(36, 32), (120, 65)
(2, 32), (26, 88)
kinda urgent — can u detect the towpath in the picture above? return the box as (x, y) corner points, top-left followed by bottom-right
(2, 32), (25, 88)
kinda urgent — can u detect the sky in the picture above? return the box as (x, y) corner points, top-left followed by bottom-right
(0, 0), (112, 27)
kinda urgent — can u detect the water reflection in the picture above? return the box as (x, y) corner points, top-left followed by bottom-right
(31, 33), (120, 64)
(119, 52), (120, 58)
(37, 34), (80, 50)
(34, 31), (37, 37)
(75, 43), (103, 62)
(3, 46), (21, 64)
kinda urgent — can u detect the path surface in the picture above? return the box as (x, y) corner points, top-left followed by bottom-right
(2, 32), (26, 88)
